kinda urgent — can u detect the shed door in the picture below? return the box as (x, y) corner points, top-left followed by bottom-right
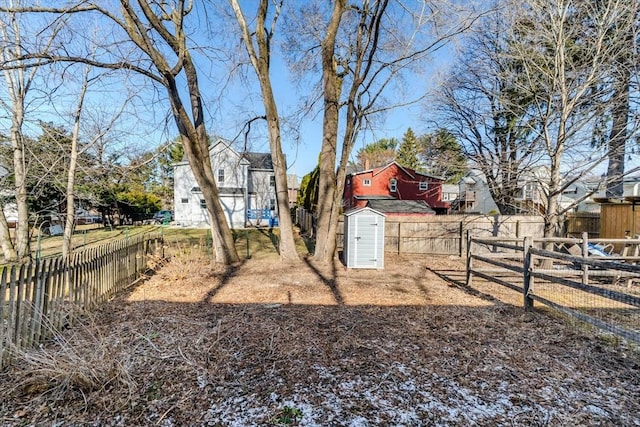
(354, 214), (379, 268)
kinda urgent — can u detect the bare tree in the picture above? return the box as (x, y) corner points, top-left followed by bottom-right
(297, 0), (481, 262)
(229, 0), (298, 262)
(62, 65), (129, 260)
(510, 0), (638, 236)
(2, 1), (240, 263)
(434, 3), (541, 214)
(604, 2), (639, 198)
(0, 0), (63, 262)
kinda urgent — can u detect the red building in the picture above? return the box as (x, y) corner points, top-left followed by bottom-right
(343, 162), (449, 214)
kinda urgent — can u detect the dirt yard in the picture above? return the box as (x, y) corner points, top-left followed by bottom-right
(1, 250), (639, 426)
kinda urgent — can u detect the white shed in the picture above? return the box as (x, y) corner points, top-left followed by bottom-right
(343, 207), (385, 269)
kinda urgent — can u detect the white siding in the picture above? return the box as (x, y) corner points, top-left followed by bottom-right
(219, 194), (246, 229)
(173, 139), (277, 229)
(173, 164), (210, 227)
(210, 142), (248, 189)
(248, 170), (275, 210)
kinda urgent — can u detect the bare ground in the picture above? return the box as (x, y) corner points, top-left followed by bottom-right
(1, 251), (639, 426)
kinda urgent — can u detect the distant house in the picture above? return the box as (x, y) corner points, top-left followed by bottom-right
(287, 174), (299, 208)
(457, 168), (608, 214)
(173, 138), (276, 228)
(456, 170), (500, 214)
(343, 161), (449, 214)
(558, 179), (603, 213)
(593, 176), (640, 203)
(441, 184), (459, 206)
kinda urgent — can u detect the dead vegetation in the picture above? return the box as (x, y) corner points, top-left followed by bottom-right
(0, 247), (639, 426)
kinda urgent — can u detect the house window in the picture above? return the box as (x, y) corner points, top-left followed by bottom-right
(191, 186), (201, 193)
(419, 181), (428, 191)
(363, 178), (371, 186)
(389, 178), (397, 193)
(181, 198), (189, 204)
(523, 183), (538, 201)
(270, 176), (275, 186)
(200, 199), (207, 209)
(217, 169), (225, 183)
(270, 199), (276, 210)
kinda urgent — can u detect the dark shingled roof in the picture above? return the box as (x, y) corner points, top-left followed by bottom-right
(242, 152), (273, 170)
(366, 199), (435, 215)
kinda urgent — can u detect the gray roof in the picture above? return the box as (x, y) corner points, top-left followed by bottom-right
(354, 195), (395, 200)
(366, 199), (435, 215)
(242, 152), (273, 170)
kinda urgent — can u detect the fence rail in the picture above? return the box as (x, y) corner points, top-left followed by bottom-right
(295, 207), (547, 255)
(467, 233), (640, 343)
(0, 233), (163, 367)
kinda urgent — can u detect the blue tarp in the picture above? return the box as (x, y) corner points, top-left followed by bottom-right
(247, 209), (279, 227)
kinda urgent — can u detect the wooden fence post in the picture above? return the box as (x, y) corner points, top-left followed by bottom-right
(465, 230), (473, 286)
(0, 267), (7, 366)
(523, 236), (534, 311)
(581, 231), (589, 285)
(397, 222), (401, 254)
(459, 221), (464, 257)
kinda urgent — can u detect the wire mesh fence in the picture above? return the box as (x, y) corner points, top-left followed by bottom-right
(467, 234), (640, 344)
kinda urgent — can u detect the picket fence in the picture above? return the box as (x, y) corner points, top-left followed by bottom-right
(0, 233), (163, 367)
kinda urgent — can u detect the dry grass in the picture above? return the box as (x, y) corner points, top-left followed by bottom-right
(1, 247), (639, 426)
(5, 311), (137, 418)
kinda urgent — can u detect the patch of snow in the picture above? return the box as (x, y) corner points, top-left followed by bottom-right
(204, 362), (631, 426)
(582, 404), (610, 418)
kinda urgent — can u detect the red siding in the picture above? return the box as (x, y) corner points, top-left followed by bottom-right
(344, 163), (449, 211)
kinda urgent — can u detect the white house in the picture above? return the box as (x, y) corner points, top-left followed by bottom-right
(173, 138), (276, 228)
(456, 169), (500, 214)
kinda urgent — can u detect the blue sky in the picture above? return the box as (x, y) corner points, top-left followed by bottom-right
(1, 1), (461, 182)
(215, 48), (455, 180)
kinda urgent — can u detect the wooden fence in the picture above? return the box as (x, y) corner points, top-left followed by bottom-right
(600, 203), (640, 239)
(466, 233), (640, 343)
(296, 208), (545, 255)
(0, 233), (163, 367)
(565, 212), (600, 238)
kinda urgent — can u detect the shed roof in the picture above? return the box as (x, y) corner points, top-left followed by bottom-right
(365, 199), (435, 215)
(344, 206), (386, 217)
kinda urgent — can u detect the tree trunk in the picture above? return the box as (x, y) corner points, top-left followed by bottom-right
(11, 107), (29, 262)
(62, 130), (79, 261)
(170, 54), (240, 265)
(314, 0), (345, 263)
(605, 24), (633, 198)
(62, 67), (89, 261)
(229, 0), (299, 262)
(114, 0), (240, 265)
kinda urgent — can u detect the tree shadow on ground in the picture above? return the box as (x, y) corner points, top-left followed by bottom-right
(424, 266), (502, 304)
(201, 259), (248, 303)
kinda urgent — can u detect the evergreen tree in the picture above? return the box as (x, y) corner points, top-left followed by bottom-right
(419, 129), (467, 183)
(396, 128), (421, 170)
(352, 138), (398, 171)
(297, 165), (319, 211)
